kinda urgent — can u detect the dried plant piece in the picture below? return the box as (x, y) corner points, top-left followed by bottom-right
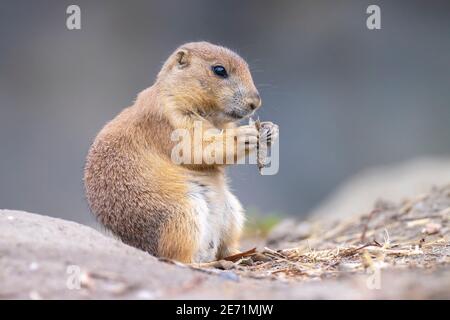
(255, 119), (265, 172)
(249, 117), (278, 174)
(223, 247), (257, 262)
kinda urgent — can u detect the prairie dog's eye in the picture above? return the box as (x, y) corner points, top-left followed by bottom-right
(212, 65), (228, 78)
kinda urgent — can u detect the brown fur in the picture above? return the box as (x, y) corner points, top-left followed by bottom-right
(84, 42), (261, 263)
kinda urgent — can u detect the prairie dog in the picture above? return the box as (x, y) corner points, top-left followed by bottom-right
(84, 42), (278, 263)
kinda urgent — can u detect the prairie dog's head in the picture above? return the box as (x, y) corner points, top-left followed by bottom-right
(157, 42), (261, 124)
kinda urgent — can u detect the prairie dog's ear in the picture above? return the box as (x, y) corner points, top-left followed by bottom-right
(175, 48), (190, 68)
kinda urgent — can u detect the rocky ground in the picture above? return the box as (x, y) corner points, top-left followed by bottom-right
(233, 185), (450, 284)
(0, 185), (449, 299)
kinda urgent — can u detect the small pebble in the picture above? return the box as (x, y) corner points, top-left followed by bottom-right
(29, 290), (42, 300)
(218, 260), (236, 270)
(252, 253), (272, 262)
(135, 289), (156, 299)
(29, 262), (39, 271)
(218, 271), (240, 282)
(422, 223), (441, 235)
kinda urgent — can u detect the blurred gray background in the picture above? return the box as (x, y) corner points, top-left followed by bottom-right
(1, 0), (449, 225)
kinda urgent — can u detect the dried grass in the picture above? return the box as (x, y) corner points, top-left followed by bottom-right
(210, 185), (450, 281)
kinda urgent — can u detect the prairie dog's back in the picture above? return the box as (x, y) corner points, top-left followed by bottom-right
(84, 97), (190, 255)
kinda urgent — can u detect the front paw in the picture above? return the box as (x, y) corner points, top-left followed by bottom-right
(259, 122), (279, 146)
(236, 125), (259, 151)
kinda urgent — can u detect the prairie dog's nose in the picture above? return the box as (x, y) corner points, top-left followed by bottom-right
(246, 91), (262, 110)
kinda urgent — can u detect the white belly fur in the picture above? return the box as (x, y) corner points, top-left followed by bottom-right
(187, 180), (244, 262)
